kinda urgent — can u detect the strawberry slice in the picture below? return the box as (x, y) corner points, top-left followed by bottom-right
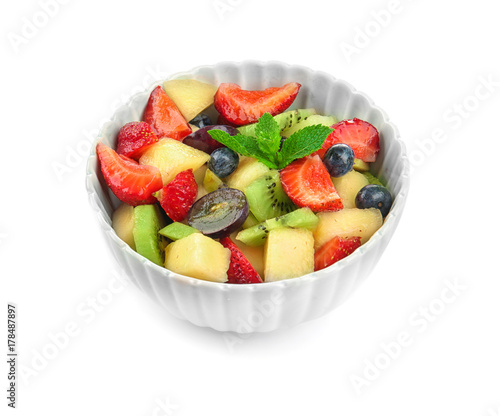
(280, 155), (343, 212)
(315, 118), (380, 162)
(214, 82), (301, 126)
(143, 86), (192, 141)
(116, 121), (159, 160)
(154, 169), (198, 222)
(219, 237), (263, 284)
(314, 236), (361, 271)
(96, 143), (163, 206)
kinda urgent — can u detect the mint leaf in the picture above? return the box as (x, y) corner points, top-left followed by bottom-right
(278, 125), (332, 168)
(254, 113), (281, 157)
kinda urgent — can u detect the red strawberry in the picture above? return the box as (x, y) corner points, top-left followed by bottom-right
(154, 169), (198, 222)
(314, 236), (361, 271)
(280, 155), (343, 212)
(315, 118), (380, 162)
(214, 82), (301, 126)
(116, 121), (159, 160)
(143, 86), (192, 141)
(96, 143), (163, 206)
(219, 237), (263, 284)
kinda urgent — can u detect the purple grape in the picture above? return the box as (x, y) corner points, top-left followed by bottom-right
(182, 125), (239, 154)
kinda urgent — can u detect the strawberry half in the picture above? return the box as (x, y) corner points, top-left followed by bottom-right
(280, 155), (343, 212)
(143, 86), (192, 141)
(214, 82), (301, 126)
(96, 143), (163, 206)
(316, 118), (380, 162)
(154, 169), (198, 222)
(314, 236), (361, 271)
(116, 121), (159, 160)
(219, 237), (263, 284)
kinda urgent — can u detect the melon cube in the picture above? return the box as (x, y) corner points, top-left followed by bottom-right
(112, 203), (136, 250)
(314, 208), (383, 249)
(226, 157), (271, 191)
(139, 138), (210, 185)
(164, 233), (230, 282)
(264, 228), (314, 282)
(332, 170), (369, 209)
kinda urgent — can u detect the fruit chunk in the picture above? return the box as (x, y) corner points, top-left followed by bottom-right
(112, 203), (136, 250)
(281, 114), (337, 138)
(226, 157), (271, 191)
(237, 108), (317, 136)
(158, 222), (200, 241)
(220, 237), (263, 284)
(154, 169), (198, 222)
(163, 79), (217, 122)
(353, 158), (370, 172)
(214, 82), (301, 126)
(203, 168), (225, 193)
(236, 207), (318, 246)
(96, 143), (163, 206)
(314, 236), (361, 271)
(187, 188), (249, 238)
(232, 235), (265, 277)
(313, 208), (383, 249)
(317, 118), (380, 162)
(264, 228), (314, 282)
(116, 121), (159, 160)
(280, 155), (343, 212)
(164, 233), (230, 282)
(143, 86), (192, 141)
(139, 138), (210, 185)
(133, 204), (165, 266)
(244, 170), (296, 222)
(331, 170), (370, 209)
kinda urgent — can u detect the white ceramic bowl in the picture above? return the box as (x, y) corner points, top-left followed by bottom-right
(86, 61), (410, 333)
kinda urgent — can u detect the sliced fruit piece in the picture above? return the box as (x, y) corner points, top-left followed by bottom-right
(281, 114), (337, 138)
(237, 108), (317, 136)
(244, 170), (296, 222)
(236, 207), (318, 246)
(280, 155), (343, 212)
(133, 204), (165, 266)
(193, 164), (207, 186)
(231, 234), (265, 277)
(163, 79), (217, 122)
(226, 157), (272, 191)
(314, 236), (361, 271)
(203, 168), (225, 193)
(242, 212), (260, 229)
(158, 222), (200, 241)
(331, 170), (370, 209)
(220, 237), (263, 284)
(154, 169), (198, 222)
(316, 118), (380, 162)
(183, 125), (236, 154)
(362, 171), (385, 186)
(164, 233), (230, 282)
(314, 208), (383, 249)
(187, 188), (249, 238)
(112, 203), (136, 250)
(139, 138), (210, 185)
(116, 121), (159, 160)
(214, 82), (301, 126)
(353, 158), (370, 172)
(143, 86), (192, 141)
(96, 143), (163, 206)
(264, 228), (314, 282)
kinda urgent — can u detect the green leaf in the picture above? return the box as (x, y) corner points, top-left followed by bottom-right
(278, 125), (332, 169)
(254, 113), (281, 157)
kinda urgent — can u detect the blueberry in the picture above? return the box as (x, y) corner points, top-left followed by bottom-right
(208, 147), (239, 178)
(189, 114), (212, 129)
(323, 144), (355, 177)
(355, 184), (393, 217)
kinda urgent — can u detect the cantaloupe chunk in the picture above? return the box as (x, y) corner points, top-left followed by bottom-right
(112, 203), (136, 250)
(163, 79), (217, 122)
(139, 138), (210, 185)
(264, 228), (314, 282)
(164, 233), (230, 282)
(332, 170), (369, 209)
(314, 208), (383, 249)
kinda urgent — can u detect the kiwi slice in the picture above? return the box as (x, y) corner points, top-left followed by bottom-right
(281, 114), (337, 138)
(159, 222), (200, 241)
(237, 108), (317, 136)
(244, 170), (296, 222)
(133, 204), (165, 266)
(236, 208), (319, 246)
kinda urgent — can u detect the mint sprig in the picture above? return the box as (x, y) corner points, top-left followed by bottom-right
(207, 113), (332, 169)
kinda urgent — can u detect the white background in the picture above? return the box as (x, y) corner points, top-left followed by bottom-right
(2, 0), (499, 415)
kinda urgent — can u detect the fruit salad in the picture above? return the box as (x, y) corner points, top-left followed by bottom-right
(97, 77), (393, 284)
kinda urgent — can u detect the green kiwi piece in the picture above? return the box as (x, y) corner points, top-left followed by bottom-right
(281, 115), (337, 138)
(158, 222), (200, 241)
(133, 204), (165, 266)
(236, 208), (319, 246)
(244, 170), (296, 222)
